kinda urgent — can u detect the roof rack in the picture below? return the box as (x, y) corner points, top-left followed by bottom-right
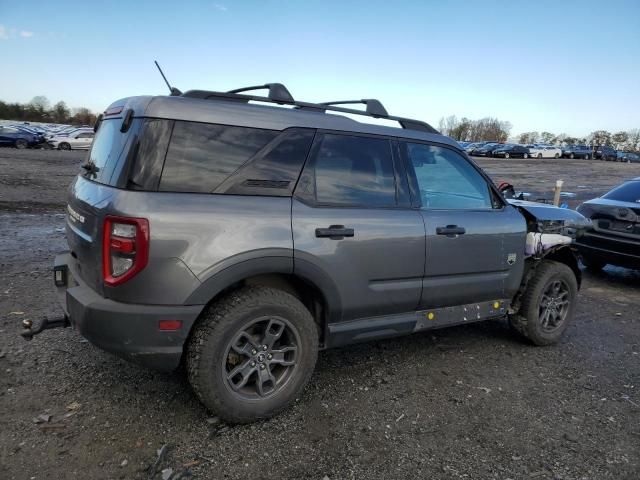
(181, 84), (438, 134)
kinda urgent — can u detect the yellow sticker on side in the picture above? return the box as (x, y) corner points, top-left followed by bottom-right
(493, 301), (500, 309)
(427, 312), (435, 320)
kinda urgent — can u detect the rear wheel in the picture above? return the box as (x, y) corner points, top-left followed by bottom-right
(505, 153), (510, 159)
(510, 260), (578, 345)
(554, 153), (559, 158)
(58, 142), (71, 150)
(537, 153), (542, 158)
(584, 154), (590, 160)
(569, 153), (575, 159)
(524, 153), (528, 159)
(187, 286), (318, 423)
(15, 139), (28, 149)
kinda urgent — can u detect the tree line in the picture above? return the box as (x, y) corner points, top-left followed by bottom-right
(439, 115), (640, 152)
(0, 96), (98, 126)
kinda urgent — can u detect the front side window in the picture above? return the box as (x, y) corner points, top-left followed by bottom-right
(310, 134), (396, 207)
(602, 181), (640, 203)
(159, 121), (278, 193)
(404, 143), (493, 209)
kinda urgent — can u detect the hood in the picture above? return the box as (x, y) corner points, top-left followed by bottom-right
(508, 199), (592, 229)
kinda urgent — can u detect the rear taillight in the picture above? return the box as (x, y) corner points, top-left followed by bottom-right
(102, 216), (149, 286)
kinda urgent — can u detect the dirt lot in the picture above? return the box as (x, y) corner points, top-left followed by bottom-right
(1, 149), (639, 480)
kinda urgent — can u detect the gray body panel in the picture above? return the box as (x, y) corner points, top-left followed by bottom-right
(291, 199), (425, 323)
(420, 205), (526, 308)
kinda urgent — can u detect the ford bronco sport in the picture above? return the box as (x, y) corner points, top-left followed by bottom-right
(22, 83), (590, 423)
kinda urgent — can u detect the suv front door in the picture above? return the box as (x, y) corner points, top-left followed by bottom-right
(401, 142), (526, 309)
(292, 132), (425, 324)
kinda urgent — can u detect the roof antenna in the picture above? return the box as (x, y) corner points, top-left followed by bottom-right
(154, 60), (182, 96)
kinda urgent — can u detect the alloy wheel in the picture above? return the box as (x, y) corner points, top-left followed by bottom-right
(222, 316), (300, 400)
(538, 279), (570, 333)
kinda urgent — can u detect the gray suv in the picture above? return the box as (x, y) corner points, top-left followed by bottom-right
(23, 83), (590, 423)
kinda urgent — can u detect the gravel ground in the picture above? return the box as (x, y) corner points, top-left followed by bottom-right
(1, 148), (639, 479)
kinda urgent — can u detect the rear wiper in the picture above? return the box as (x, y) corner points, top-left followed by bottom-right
(81, 161), (100, 178)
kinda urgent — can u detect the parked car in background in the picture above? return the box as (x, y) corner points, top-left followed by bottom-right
(48, 130), (95, 150)
(594, 146), (617, 161)
(562, 145), (591, 159)
(0, 126), (43, 149)
(493, 144), (530, 159)
(527, 145), (562, 158)
(617, 152), (640, 163)
(576, 177), (640, 271)
(464, 142), (485, 155)
(472, 143), (504, 157)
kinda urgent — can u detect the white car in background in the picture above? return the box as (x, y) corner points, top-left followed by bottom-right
(48, 129), (95, 150)
(526, 145), (563, 158)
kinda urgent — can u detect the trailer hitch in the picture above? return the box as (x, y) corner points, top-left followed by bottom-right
(20, 315), (70, 340)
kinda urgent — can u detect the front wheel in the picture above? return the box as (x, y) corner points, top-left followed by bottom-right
(585, 154), (590, 160)
(570, 153), (575, 159)
(554, 153), (559, 158)
(524, 153), (529, 159)
(509, 260), (578, 345)
(505, 152), (510, 159)
(15, 139), (28, 149)
(187, 286), (318, 423)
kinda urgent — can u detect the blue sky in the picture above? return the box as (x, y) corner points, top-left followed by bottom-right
(1, 0), (639, 136)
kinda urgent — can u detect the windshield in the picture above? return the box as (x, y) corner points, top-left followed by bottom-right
(602, 181), (640, 203)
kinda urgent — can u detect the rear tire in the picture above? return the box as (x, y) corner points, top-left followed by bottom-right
(15, 139), (28, 149)
(509, 260), (578, 346)
(58, 142), (71, 150)
(186, 286), (318, 424)
(554, 153), (559, 158)
(585, 154), (590, 160)
(524, 153), (528, 159)
(505, 153), (510, 159)
(570, 153), (575, 159)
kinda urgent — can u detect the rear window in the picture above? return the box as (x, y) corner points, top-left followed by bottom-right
(85, 118), (131, 185)
(602, 181), (640, 203)
(159, 121), (278, 193)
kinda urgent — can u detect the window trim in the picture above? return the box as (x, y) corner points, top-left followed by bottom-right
(400, 140), (505, 212)
(293, 130), (403, 210)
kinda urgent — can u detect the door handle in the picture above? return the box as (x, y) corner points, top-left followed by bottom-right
(315, 225), (354, 239)
(436, 225), (466, 236)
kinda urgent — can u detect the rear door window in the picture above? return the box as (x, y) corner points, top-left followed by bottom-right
(159, 121), (278, 193)
(299, 133), (396, 207)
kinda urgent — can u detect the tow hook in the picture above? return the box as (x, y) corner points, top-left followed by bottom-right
(20, 315), (70, 341)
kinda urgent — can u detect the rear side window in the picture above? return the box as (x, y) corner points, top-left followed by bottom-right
(602, 181), (640, 203)
(159, 121), (278, 193)
(215, 128), (315, 196)
(302, 134), (396, 207)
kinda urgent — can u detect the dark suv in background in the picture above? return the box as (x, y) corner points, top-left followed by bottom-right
(562, 145), (592, 159)
(23, 83), (589, 423)
(594, 145), (617, 161)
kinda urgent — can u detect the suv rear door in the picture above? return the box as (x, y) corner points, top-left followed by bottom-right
(400, 142), (526, 309)
(292, 132), (425, 323)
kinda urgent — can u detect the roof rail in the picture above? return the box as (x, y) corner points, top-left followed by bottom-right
(180, 84), (439, 134)
(227, 83), (294, 103)
(318, 99), (388, 117)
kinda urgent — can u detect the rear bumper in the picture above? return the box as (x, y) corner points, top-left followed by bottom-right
(576, 231), (640, 270)
(54, 253), (204, 371)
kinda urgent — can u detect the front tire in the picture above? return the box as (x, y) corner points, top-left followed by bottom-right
(570, 153), (575, 159)
(15, 139), (28, 149)
(585, 154), (590, 160)
(554, 153), (559, 158)
(510, 260), (578, 346)
(187, 286), (318, 423)
(505, 152), (510, 159)
(524, 153), (529, 159)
